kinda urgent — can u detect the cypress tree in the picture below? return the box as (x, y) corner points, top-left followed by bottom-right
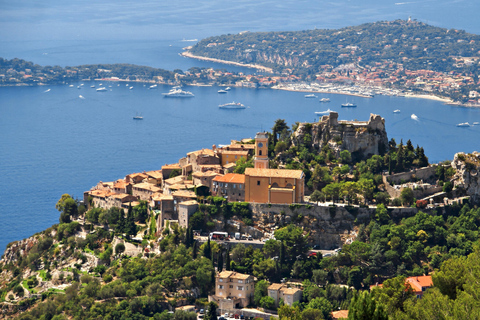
(192, 240), (197, 259)
(125, 204), (136, 238)
(279, 241), (286, 266)
(225, 248), (231, 271)
(218, 251), (224, 272)
(204, 237), (212, 260)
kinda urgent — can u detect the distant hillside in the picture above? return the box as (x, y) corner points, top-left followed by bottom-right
(0, 58), (175, 86)
(189, 19), (480, 76)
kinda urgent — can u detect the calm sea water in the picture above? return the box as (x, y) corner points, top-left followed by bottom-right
(1, 0), (480, 253)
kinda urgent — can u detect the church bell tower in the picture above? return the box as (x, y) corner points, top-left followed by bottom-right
(254, 132), (269, 169)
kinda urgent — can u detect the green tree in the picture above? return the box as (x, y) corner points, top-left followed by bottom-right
(254, 279), (270, 306)
(307, 297), (333, 319)
(348, 291), (388, 320)
(204, 301), (218, 320)
(400, 188), (414, 206)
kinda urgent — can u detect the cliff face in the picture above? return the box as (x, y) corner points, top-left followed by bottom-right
(451, 152), (480, 203)
(292, 112), (388, 160)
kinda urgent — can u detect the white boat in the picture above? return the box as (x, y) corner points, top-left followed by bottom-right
(129, 86), (133, 90)
(149, 84), (158, 89)
(305, 94), (318, 98)
(457, 122), (470, 127)
(90, 85), (95, 88)
(68, 85), (74, 88)
(218, 89), (228, 94)
(393, 109), (401, 113)
(319, 98), (330, 102)
(225, 87), (231, 91)
(43, 89), (51, 93)
(315, 109), (334, 114)
(473, 122), (479, 125)
(162, 88), (195, 98)
(79, 95), (85, 99)
(219, 102), (246, 109)
(411, 114), (419, 121)
(133, 113), (143, 120)
(96, 87), (108, 92)
(341, 102), (356, 107)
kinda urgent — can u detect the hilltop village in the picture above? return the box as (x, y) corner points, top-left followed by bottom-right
(2, 113), (480, 319)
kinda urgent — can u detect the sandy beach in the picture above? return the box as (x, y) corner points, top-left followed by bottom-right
(404, 93), (453, 103)
(181, 51), (273, 73)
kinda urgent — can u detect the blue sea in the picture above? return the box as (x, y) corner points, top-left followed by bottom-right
(1, 0), (480, 253)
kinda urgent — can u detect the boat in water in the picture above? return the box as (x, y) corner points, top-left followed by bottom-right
(315, 109), (334, 115)
(305, 94), (318, 98)
(411, 114), (419, 121)
(96, 87), (108, 92)
(133, 114), (143, 120)
(219, 102), (246, 109)
(341, 102), (356, 107)
(43, 89), (51, 93)
(90, 85), (95, 88)
(225, 87), (231, 91)
(218, 89), (228, 94)
(149, 84), (158, 89)
(319, 98), (330, 102)
(473, 122), (479, 125)
(393, 109), (401, 113)
(457, 122), (470, 127)
(162, 88), (195, 98)
(79, 95), (85, 99)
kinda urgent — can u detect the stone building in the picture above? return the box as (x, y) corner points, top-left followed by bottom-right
(178, 200), (199, 229)
(212, 173), (246, 202)
(244, 168), (304, 204)
(209, 271), (255, 312)
(268, 283), (303, 307)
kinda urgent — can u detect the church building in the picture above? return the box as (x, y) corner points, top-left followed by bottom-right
(244, 132), (304, 204)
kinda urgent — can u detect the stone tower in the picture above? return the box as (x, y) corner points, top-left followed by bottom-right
(254, 132), (269, 169)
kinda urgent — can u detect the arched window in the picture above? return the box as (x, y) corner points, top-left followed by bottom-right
(286, 183), (293, 189)
(271, 182), (279, 188)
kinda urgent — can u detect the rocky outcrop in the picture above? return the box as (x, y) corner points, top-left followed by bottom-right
(292, 112), (388, 161)
(451, 152), (480, 203)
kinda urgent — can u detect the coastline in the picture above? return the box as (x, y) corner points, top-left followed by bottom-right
(180, 50), (274, 73)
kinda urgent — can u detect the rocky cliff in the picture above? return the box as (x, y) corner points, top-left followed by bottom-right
(451, 152), (480, 203)
(292, 112), (388, 161)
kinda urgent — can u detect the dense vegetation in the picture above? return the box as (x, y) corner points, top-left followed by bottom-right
(190, 20), (480, 76)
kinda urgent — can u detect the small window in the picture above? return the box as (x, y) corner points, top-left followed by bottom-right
(259, 150), (262, 156)
(257, 181), (260, 186)
(233, 184), (236, 188)
(230, 285), (233, 288)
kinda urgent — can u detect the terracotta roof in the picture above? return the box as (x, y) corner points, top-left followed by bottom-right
(406, 276), (433, 293)
(113, 179), (128, 189)
(144, 170), (163, 179)
(128, 172), (148, 179)
(173, 190), (197, 198)
(162, 163), (181, 169)
(213, 173), (245, 184)
(268, 283), (284, 290)
(89, 189), (114, 198)
(192, 171), (220, 178)
(217, 271), (252, 280)
(132, 182), (162, 192)
(245, 168), (304, 179)
(218, 150), (250, 155)
(187, 149), (215, 156)
(164, 175), (185, 185)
